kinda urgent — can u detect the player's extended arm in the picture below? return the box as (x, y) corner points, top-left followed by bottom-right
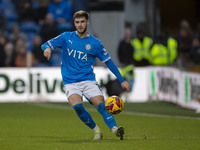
(105, 59), (131, 92)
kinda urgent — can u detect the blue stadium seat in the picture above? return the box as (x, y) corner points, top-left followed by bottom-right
(0, 0), (12, 3)
(20, 21), (40, 35)
(58, 22), (73, 33)
(0, 0), (18, 34)
(6, 21), (18, 34)
(20, 22), (41, 51)
(0, 1), (14, 13)
(0, 1), (18, 28)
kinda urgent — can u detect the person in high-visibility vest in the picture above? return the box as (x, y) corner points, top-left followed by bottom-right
(130, 30), (153, 66)
(160, 29), (178, 65)
(120, 64), (135, 90)
(149, 36), (168, 66)
(167, 37), (178, 65)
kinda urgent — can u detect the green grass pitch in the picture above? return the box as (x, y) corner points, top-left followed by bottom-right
(0, 102), (199, 150)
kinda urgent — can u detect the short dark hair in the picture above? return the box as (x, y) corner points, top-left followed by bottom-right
(73, 10), (89, 20)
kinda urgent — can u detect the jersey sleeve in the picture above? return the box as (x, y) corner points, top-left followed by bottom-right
(41, 32), (66, 51)
(95, 42), (111, 63)
(105, 59), (125, 83)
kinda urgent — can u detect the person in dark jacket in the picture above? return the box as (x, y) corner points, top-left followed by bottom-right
(40, 13), (59, 42)
(117, 22), (134, 66)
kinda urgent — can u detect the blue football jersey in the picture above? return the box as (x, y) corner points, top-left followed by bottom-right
(41, 31), (111, 85)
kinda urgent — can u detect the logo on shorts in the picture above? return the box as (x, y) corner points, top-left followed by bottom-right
(85, 44), (91, 50)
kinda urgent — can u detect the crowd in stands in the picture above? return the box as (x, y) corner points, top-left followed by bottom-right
(118, 21), (200, 72)
(0, 0), (73, 67)
(0, 0), (200, 73)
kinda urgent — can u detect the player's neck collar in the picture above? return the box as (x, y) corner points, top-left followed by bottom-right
(75, 31), (90, 38)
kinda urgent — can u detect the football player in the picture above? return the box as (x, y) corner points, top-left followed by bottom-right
(41, 10), (130, 140)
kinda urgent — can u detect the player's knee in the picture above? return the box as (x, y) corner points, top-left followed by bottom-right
(97, 102), (106, 113)
(73, 103), (84, 115)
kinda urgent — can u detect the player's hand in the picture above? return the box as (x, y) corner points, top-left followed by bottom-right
(44, 48), (52, 61)
(121, 81), (131, 93)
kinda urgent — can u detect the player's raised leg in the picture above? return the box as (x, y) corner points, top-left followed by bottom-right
(90, 96), (124, 140)
(68, 94), (102, 140)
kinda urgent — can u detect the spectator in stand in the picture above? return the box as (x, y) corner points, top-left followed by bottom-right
(4, 42), (16, 67)
(18, 0), (35, 22)
(0, 35), (8, 67)
(12, 0), (24, 14)
(14, 37), (35, 67)
(15, 45), (35, 67)
(176, 20), (193, 69)
(34, 0), (50, 24)
(9, 24), (27, 44)
(32, 35), (49, 67)
(40, 13), (59, 42)
(0, 28), (4, 37)
(0, 12), (6, 31)
(117, 22), (134, 66)
(48, 0), (73, 32)
(195, 22), (200, 40)
(15, 37), (27, 53)
(191, 36), (200, 65)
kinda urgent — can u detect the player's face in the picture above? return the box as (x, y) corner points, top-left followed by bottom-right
(74, 17), (88, 35)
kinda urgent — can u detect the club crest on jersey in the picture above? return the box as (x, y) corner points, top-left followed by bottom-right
(85, 44), (91, 50)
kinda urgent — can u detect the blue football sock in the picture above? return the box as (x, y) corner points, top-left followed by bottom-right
(98, 102), (117, 130)
(73, 103), (96, 129)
